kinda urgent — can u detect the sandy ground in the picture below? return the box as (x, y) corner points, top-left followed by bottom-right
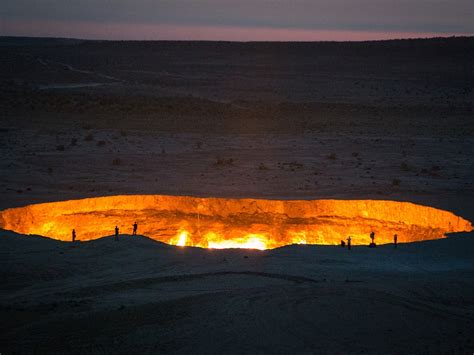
(1, 231), (473, 353)
(0, 127), (472, 222)
(1, 38), (473, 219)
(0, 37), (473, 353)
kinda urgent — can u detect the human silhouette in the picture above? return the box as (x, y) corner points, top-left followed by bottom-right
(347, 236), (352, 250)
(369, 231), (376, 248)
(133, 222), (138, 236)
(394, 234), (398, 248)
(115, 226), (119, 241)
(72, 229), (76, 242)
(341, 240), (346, 247)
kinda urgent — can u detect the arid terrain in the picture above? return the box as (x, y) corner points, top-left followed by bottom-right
(1, 231), (473, 353)
(0, 36), (473, 353)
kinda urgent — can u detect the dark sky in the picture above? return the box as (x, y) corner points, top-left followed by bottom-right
(1, 0), (473, 41)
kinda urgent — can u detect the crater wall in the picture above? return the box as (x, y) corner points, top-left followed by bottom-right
(0, 195), (471, 248)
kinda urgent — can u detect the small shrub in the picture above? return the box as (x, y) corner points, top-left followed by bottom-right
(215, 158), (234, 166)
(278, 161), (304, 172)
(327, 153), (337, 160)
(112, 158), (122, 166)
(258, 163), (269, 170)
(400, 162), (410, 171)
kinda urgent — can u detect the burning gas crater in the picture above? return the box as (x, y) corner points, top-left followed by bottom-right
(0, 195), (472, 249)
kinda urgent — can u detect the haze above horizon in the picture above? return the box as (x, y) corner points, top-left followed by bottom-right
(1, 0), (473, 41)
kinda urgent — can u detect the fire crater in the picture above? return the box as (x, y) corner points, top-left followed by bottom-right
(0, 195), (471, 249)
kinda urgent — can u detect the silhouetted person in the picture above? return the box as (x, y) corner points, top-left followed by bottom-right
(72, 229), (76, 242)
(369, 231), (376, 248)
(347, 236), (352, 250)
(394, 234), (398, 248)
(115, 226), (119, 241)
(341, 240), (346, 247)
(133, 222), (138, 236)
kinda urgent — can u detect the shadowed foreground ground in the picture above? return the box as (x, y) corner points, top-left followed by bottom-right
(1, 231), (473, 353)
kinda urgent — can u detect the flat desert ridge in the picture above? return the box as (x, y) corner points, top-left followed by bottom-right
(0, 37), (473, 353)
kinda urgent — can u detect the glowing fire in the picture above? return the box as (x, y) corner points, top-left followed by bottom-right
(172, 230), (188, 247)
(0, 195), (471, 249)
(207, 234), (268, 250)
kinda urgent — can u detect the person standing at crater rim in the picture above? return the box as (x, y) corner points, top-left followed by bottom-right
(370, 231), (375, 243)
(72, 229), (76, 242)
(369, 231), (377, 248)
(133, 222), (138, 236)
(115, 226), (119, 241)
(394, 234), (398, 248)
(347, 236), (352, 250)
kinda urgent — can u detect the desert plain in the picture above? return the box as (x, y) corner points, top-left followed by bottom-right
(0, 37), (473, 353)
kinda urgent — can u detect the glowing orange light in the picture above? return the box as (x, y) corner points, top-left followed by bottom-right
(0, 195), (471, 249)
(207, 234), (268, 250)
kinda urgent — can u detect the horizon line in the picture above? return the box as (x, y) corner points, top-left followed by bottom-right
(1, 20), (472, 43)
(1, 34), (473, 44)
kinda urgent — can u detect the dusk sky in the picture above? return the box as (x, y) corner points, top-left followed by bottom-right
(1, 0), (473, 41)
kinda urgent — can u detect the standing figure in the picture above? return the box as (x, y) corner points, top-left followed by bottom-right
(369, 231), (376, 248)
(347, 236), (352, 250)
(133, 222), (138, 236)
(394, 234), (398, 248)
(115, 226), (119, 241)
(72, 229), (76, 242)
(340, 240), (346, 247)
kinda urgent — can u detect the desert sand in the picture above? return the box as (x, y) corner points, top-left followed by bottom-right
(0, 37), (473, 353)
(1, 231), (473, 353)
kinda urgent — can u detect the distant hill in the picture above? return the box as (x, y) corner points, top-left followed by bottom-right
(0, 36), (84, 47)
(0, 35), (472, 48)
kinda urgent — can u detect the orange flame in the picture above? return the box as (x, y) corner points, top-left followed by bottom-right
(0, 195), (471, 249)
